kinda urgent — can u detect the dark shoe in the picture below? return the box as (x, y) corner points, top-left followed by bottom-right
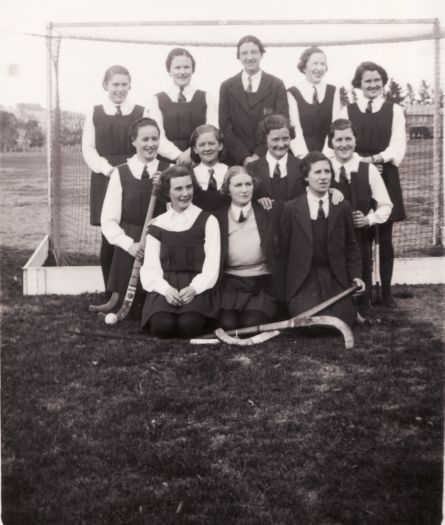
(383, 294), (397, 308)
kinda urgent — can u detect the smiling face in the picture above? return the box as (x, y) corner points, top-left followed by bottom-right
(169, 55), (193, 88)
(193, 131), (222, 167)
(169, 175), (194, 212)
(266, 127), (291, 160)
(305, 160), (332, 198)
(304, 52), (327, 85)
(331, 127), (356, 163)
(360, 70), (383, 99)
(228, 172), (253, 207)
(238, 42), (262, 75)
(105, 73), (131, 104)
(132, 125), (160, 164)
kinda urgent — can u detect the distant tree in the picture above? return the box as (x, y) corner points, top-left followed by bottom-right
(0, 111), (19, 152)
(418, 80), (433, 105)
(405, 83), (417, 106)
(24, 119), (45, 148)
(339, 86), (350, 107)
(386, 78), (405, 105)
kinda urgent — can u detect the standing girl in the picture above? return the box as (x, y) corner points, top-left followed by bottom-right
(82, 65), (144, 297)
(101, 117), (169, 317)
(287, 47), (342, 158)
(189, 124), (230, 212)
(343, 61), (406, 307)
(140, 166), (220, 338)
(147, 48), (218, 166)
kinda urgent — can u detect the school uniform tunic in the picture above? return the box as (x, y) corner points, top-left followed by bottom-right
(82, 99), (145, 225)
(140, 204), (220, 326)
(101, 155), (168, 297)
(280, 191), (362, 327)
(215, 201), (281, 318)
(192, 162), (231, 212)
(147, 85), (218, 161)
(344, 95), (406, 222)
(288, 79), (342, 157)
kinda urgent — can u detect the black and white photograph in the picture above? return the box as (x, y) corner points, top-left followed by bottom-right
(1, 0), (444, 523)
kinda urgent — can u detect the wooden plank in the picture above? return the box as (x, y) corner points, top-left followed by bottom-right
(393, 257), (445, 285)
(23, 235), (49, 269)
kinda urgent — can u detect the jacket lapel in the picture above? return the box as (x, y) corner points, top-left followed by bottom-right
(328, 198), (340, 238)
(295, 195), (313, 244)
(229, 73), (250, 114)
(257, 158), (272, 197)
(249, 72), (273, 109)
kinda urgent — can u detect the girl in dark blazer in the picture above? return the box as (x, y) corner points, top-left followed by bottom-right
(280, 152), (365, 327)
(219, 35), (289, 167)
(214, 166), (283, 330)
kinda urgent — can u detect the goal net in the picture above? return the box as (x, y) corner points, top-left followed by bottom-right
(46, 19), (444, 265)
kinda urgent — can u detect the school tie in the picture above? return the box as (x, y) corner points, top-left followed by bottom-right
(178, 87), (186, 103)
(208, 169), (217, 191)
(312, 86), (319, 105)
(317, 199), (326, 220)
(339, 165), (349, 185)
(141, 165), (149, 179)
(366, 99), (373, 113)
(246, 76), (253, 93)
(238, 210), (246, 223)
(115, 105), (122, 115)
(273, 162), (281, 179)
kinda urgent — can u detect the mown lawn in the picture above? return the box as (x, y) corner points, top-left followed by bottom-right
(1, 246), (443, 525)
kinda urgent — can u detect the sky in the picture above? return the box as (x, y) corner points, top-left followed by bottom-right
(1, 0), (444, 112)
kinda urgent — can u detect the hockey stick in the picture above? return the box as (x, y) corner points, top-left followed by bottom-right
(89, 292), (119, 313)
(190, 284), (360, 344)
(372, 224), (382, 305)
(104, 188), (158, 325)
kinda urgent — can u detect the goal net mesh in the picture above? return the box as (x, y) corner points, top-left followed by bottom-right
(47, 20), (443, 265)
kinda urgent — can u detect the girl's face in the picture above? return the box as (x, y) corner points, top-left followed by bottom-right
(132, 125), (160, 163)
(267, 127), (291, 160)
(104, 73), (131, 104)
(304, 52), (327, 85)
(360, 70), (383, 99)
(305, 160), (332, 197)
(169, 175), (194, 212)
(238, 42), (262, 75)
(169, 55), (193, 88)
(228, 172), (253, 207)
(193, 131), (222, 166)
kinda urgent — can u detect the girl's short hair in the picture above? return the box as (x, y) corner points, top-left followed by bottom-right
(220, 165), (260, 196)
(327, 118), (357, 148)
(129, 117), (160, 142)
(102, 65), (131, 88)
(155, 165), (200, 202)
(351, 61), (389, 88)
(236, 35), (266, 59)
(189, 124), (223, 164)
(258, 114), (294, 142)
(298, 47), (326, 74)
(300, 151), (334, 186)
(165, 48), (196, 73)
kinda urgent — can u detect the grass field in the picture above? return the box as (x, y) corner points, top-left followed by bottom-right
(1, 149), (444, 524)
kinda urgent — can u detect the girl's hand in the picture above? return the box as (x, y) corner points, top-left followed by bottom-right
(352, 210), (369, 228)
(152, 171), (161, 185)
(176, 149), (193, 168)
(242, 154), (259, 167)
(257, 197), (274, 210)
(128, 242), (141, 257)
(352, 278), (366, 295)
(329, 188), (344, 206)
(165, 287), (182, 307)
(178, 286), (196, 305)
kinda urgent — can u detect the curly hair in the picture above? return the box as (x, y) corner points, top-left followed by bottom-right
(300, 151), (334, 187)
(297, 47), (326, 74)
(351, 61), (388, 88)
(165, 48), (196, 73)
(220, 165), (260, 196)
(155, 165), (200, 202)
(102, 65), (131, 89)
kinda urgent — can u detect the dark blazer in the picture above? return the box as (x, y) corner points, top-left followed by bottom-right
(214, 201), (284, 299)
(218, 71), (289, 165)
(280, 194), (362, 302)
(248, 155), (305, 201)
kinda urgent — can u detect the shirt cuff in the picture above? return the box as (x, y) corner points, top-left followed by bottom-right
(100, 158), (114, 176)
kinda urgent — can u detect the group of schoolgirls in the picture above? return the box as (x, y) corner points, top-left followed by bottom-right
(82, 36), (406, 338)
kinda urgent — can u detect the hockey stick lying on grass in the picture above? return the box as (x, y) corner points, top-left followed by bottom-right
(190, 284), (360, 348)
(104, 187), (158, 325)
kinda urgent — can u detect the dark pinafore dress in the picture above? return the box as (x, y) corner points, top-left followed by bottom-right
(156, 90), (207, 152)
(289, 210), (357, 327)
(347, 101), (405, 221)
(287, 84), (335, 152)
(90, 104), (144, 226)
(107, 162), (168, 298)
(141, 211), (218, 326)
